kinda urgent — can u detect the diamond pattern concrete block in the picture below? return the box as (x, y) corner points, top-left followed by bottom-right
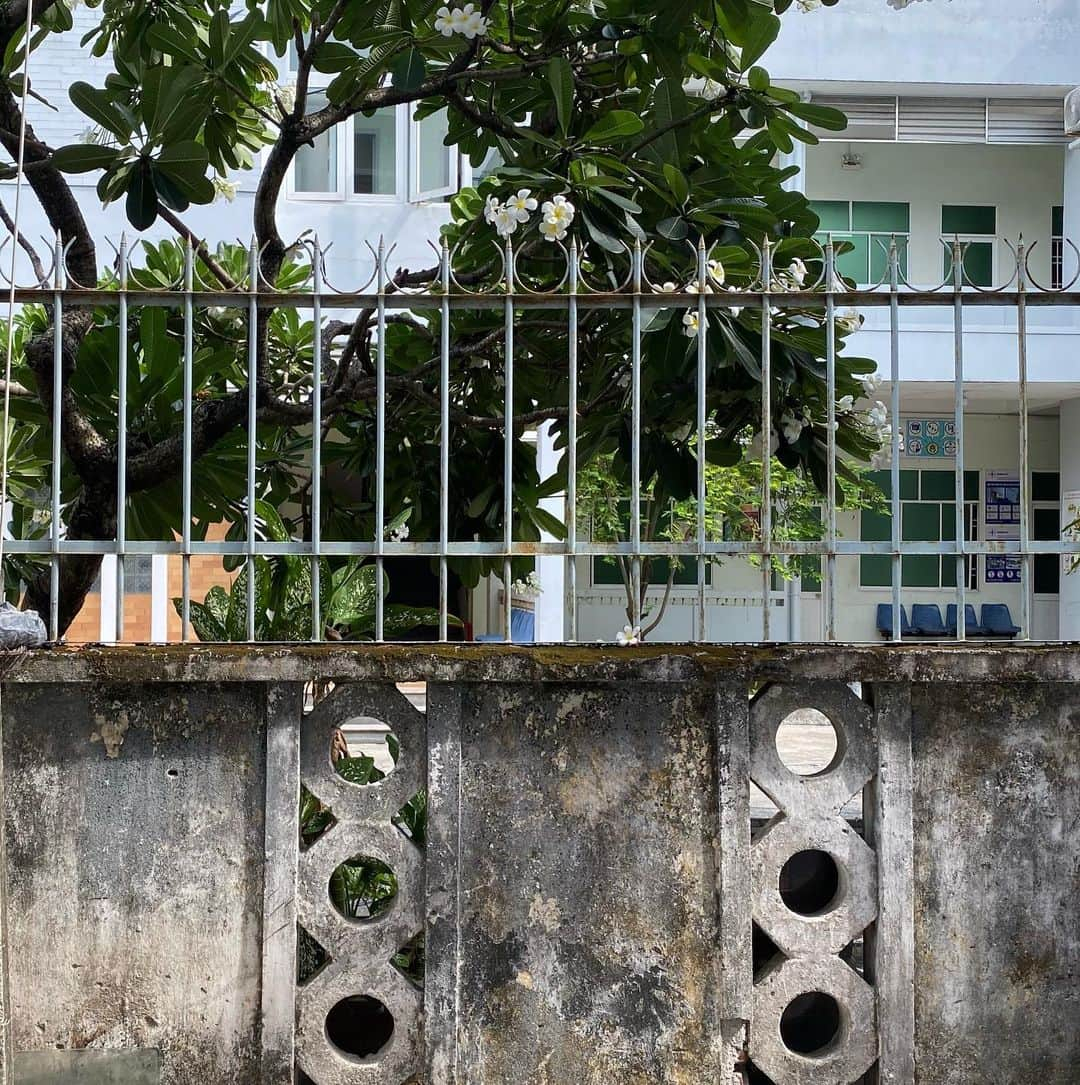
(751, 814), (878, 957)
(750, 683), (875, 815)
(751, 955), (877, 1085)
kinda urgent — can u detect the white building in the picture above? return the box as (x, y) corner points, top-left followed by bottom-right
(10, 0), (1080, 642)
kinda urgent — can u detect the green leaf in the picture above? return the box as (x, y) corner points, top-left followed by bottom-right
(583, 110), (644, 142)
(748, 65), (770, 92)
(50, 144), (120, 173)
(662, 164), (689, 206)
(786, 100), (848, 132)
(145, 22), (201, 63)
(547, 56), (573, 137)
(69, 81), (132, 140)
(390, 47), (425, 90)
(740, 12), (781, 69)
(126, 161), (158, 230)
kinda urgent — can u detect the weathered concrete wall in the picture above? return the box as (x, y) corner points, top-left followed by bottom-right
(911, 683), (1080, 1084)
(3, 681), (268, 1085)
(0, 645), (1075, 1085)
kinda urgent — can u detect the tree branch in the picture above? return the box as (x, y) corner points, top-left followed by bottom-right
(157, 205), (239, 291)
(0, 193), (45, 283)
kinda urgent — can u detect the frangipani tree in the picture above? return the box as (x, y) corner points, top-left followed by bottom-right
(0, 0), (885, 635)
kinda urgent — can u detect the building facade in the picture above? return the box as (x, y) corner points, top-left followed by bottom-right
(9, 0), (1080, 642)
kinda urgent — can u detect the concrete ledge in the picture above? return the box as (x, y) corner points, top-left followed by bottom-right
(2, 641), (1080, 685)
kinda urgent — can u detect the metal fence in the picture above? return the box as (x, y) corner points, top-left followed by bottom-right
(2, 228), (1078, 644)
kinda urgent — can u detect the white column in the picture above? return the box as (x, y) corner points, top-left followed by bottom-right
(151, 554), (169, 641)
(98, 555), (117, 642)
(1063, 128), (1080, 284)
(1059, 399), (1080, 640)
(534, 421), (566, 642)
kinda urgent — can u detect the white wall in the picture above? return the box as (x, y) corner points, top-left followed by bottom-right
(804, 141), (1065, 285)
(769, 0), (1079, 90)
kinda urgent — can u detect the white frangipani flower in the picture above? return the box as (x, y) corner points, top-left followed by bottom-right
(837, 394), (855, 412)
(212, 177), (238, 203)
(616, 624), (641, 646)
(652, 281), (679, 294)
(682, 311), (700, 337)
(459, 3), (489, 37)
(701, 79), (723, 101)
(387, 522), (410, 542)
(867, 400), (889, 428)
(542, 195), (575, 229)
(483, 195), (502, 224)
(434, 6), (455, 34)
(707, 259), (725, 286)
(506, 188), (538, 223)
(726, 286), (743, 318)
(687, 282), (713, 295)
(861, 374), (879, 396)
(780, 412), (806, 444)
(539, 218), (568, 242)
(796, 0), (824, 10)
(837, 307), (863, 334)
(786, 258), (808, 288)
(491, 205), (520, 238)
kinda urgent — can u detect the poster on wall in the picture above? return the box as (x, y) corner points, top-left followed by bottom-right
(1063, 490), (1080, 575)
(984, 471), (1020, 542)
(904, 418), (957, 458)
(985, 555), (1021, 584)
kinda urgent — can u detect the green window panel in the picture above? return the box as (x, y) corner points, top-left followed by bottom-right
(861, 509), (892, 542)
(900, 470), (919, 500)
(811, 200), (850, 231)
(902, 503), (941, 542)
(964, 470), (979, 503)
(860, 555), (891, 587)
(941, 510), (956, 541)
(940, 556), (957, 588)
(1032, 472), (1060, 503)
(869, 234), (908, 283)
(920, 471), (955, 501)
(902, 554), (940, 588)
(941, 205), (996, 235)
(867, 470), (891, 498)
(1052, 205), (1064, 237)
(828, 233), (869, 283)
(799, 555), (822, 593)
(852, 201), (910, 233)
(943, 241), (993, 287)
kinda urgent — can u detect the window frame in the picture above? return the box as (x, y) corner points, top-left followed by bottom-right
(811, 199), (910, 287)
(858, 468), (979, 592)
(940, 203), (998, 287)
(409, 109), (459, 203)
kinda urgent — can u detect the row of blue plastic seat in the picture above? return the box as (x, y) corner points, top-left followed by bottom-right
(877, 603), (1021, 638)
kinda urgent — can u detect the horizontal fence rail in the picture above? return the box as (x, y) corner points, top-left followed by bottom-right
(1, 229), (1079, 645)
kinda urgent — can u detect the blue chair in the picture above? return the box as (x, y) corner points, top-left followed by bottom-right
(475, 607), (535, 644)
(876, 604), (913, 638)
(981, 604), (1021, 638)
(946, 604), (985, 637)
(910, 603), (947, 637)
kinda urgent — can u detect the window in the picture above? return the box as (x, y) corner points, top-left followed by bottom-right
(942, 205), (996, 287)
(411, 109), (457, 201)
(90, 555), (152, 594)
(1032, 471), (1060, 595)
(353, 112), (397, 195)
(293, 92), (340, 196)
(289, 96), (453, 203)
(811, 201), (909, 285)
(860, 469), (979, 590)
(1052, 206), (1064, 290)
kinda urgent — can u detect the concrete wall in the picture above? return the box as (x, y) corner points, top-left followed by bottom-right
(0, 645), (1078, 1085)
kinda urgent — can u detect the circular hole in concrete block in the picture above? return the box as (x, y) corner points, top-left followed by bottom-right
(325, 994), (394, 1060)
(779, 849), (841, 915)
(333, 717), (399, 785)
(329, 855), (398, 921)
(775, 709), (839, 776)
(779, 991), (841, 1056)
